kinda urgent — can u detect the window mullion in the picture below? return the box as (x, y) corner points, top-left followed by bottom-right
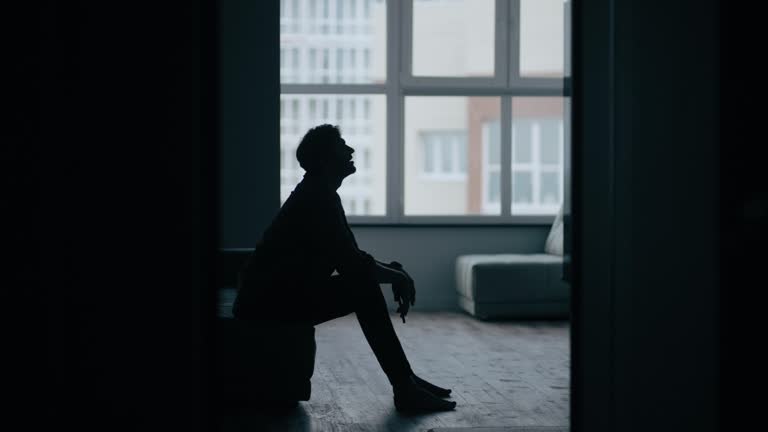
(400, 0), (414, 85)
(495, 0), (509, 86)
(501, 96), (512, 217)
(387, 0), (402, 223)
(508, 0), (521, 86)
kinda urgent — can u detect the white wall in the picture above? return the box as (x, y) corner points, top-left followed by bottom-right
(353, 224), (550, 310)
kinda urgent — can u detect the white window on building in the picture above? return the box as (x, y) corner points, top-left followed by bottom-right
(322, 48), (330, 83)
(309, 48), (317, 81)
(511, 97), (565, 215)
(292, 0), (300, 32)
(511, 119), (563, 212)
(336, 48), (345, 83)
(290, 48), (299, 82)
(420, 131), (467, 179)
(291, 99), (300, 133)
(482, 120), (501, 214)
(308, 98), (317, 123)
(336, 0), (344, 34)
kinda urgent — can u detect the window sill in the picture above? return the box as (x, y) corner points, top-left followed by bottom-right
(346, 215), (555, 227)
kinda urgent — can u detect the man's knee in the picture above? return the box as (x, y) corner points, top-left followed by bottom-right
(347, 280), (385, 310)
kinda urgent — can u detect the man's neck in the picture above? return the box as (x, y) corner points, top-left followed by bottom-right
(303, 171), (343, 191)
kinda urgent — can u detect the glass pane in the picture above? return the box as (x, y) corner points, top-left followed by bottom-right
(457, 134), (467, 173)
(513, 172), (533, 204)
(281, 0), (387, 84)
(540, 119), (560, 164)
(423, 138), (435, 173)
(511, 97), (565, 215)
(412, 0), (495, 77)
(519, 0), (565, 78)
(486, 120), (501, 165)
(540, 172), (560, 205)
(280, 94), (387, 216)
(405, 96), (500, 215)
(513, 122), (532, 163)
(440, 136), (452, 172)
(489, 171), (500, 203)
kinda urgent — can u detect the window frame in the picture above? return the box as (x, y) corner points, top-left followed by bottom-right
(280, 0), (569, 225)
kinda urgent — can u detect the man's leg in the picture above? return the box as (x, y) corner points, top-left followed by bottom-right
(304, 275), (413, 386)
(302, 275), (455, 412)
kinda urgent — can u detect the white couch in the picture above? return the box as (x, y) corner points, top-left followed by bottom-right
(455, 207), (569, 320)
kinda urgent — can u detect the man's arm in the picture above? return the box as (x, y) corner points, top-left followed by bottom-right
(341, 248), (409, 286)
(324, 194), (415, 318)
(325, 196), (382, 282)
(371, 258), (408, 284)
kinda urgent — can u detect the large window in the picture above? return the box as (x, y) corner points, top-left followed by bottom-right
(280, 0), (570, 223)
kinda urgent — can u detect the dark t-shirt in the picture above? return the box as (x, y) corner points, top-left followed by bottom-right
(234, 174), (377, 313)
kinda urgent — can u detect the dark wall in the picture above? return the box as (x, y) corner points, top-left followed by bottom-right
(219, 0), (280, 248)
(27, 2), (217, 430)
(572, 0), (721, 431)
(719, 2), (765, 429)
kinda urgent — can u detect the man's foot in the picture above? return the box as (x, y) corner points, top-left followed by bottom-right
(412, 374), (452, 398)
(393, 377), (457, 413)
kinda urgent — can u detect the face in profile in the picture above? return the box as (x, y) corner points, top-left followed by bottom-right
(329, 137), (356, 178)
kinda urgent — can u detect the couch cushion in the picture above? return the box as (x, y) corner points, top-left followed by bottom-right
(456, 254), (566, 303)
(545, 205), (565, 256)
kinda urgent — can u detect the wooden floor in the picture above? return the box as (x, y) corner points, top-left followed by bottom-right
(217, 312), (569, 432)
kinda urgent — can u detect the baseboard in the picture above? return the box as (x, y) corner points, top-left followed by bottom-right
(457, 294), (570, 320)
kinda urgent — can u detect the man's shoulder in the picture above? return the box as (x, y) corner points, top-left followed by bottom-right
(281, 182), (340, 218)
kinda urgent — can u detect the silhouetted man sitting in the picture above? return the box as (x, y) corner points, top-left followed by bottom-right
(233, 124), (456, 413)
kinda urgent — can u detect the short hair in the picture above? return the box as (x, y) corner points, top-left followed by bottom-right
(295, 124), (341, 172)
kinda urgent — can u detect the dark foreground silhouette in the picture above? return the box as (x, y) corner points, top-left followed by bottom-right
(233, 124), (456, 413)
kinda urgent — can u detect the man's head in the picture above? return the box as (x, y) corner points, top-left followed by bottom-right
(296, 124), (356, 179)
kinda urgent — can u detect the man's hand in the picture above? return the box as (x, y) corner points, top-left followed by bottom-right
(390, 261), (416, 322)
